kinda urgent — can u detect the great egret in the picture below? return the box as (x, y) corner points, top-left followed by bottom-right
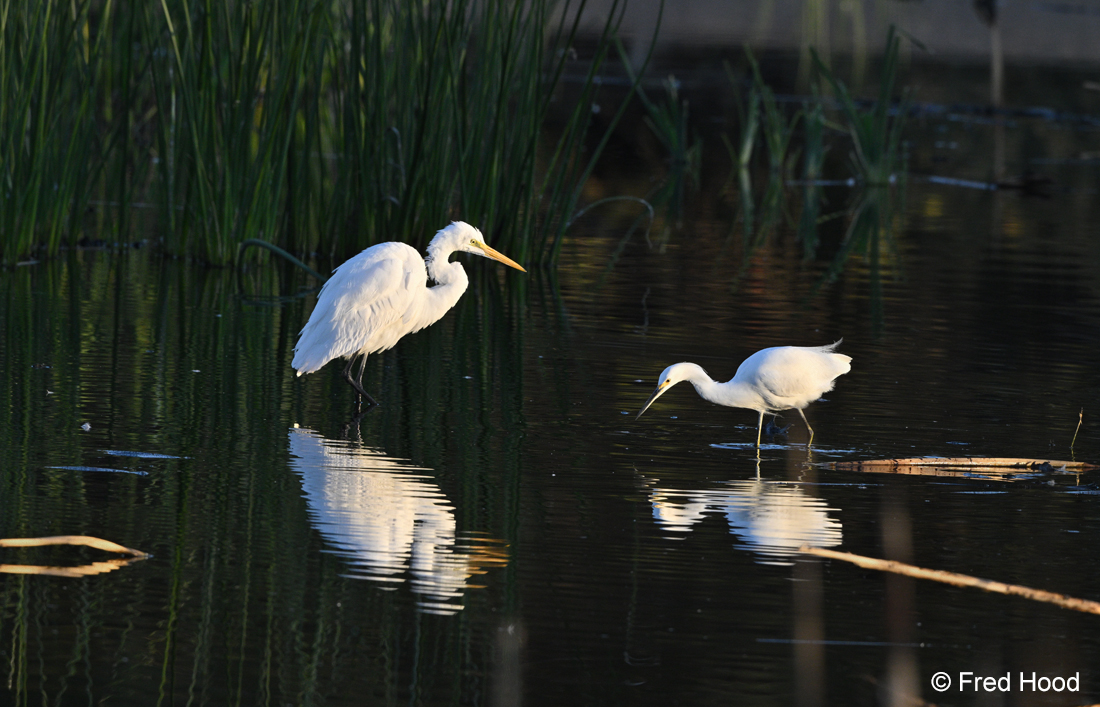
(292, 221), (526, 405)
(637, 342), (852, 447)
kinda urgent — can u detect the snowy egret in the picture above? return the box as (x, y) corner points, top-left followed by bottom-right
(637, 342), (852, 447)
(292, 221), (525, 405)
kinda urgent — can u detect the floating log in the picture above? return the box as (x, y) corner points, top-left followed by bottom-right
(800, 546), (1100, 616)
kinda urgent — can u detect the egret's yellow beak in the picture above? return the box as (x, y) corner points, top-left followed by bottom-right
(474, 242), (526, 272)
(637, 380), (673, 419)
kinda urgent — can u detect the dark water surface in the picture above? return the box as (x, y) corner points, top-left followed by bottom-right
(3, 106), (1100, 707)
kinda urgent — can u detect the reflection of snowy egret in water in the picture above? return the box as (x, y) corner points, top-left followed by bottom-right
(648, 479), (842, 566)
(287, 427), (506, 614)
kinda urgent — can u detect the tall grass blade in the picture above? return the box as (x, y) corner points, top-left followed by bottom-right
(811, 25), (909, 187)
(3, 0), (639, 267)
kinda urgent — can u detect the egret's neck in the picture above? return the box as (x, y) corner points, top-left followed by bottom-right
(424, 245), (469, 305)
(673, 366), (713, 398)
(687, 372), (723, 403)
(690, 372), (762, 410)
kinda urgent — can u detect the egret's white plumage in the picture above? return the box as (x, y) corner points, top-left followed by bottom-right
(292, 221), (525, 405)
(637, 342), (852, 447)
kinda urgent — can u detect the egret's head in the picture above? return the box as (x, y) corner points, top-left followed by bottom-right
(437, 221), (526, 272)
(636, 362), (707, 418)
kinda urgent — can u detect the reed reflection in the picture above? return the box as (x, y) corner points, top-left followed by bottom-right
(288, 427), (507, 615)
(647, 478), (843, 565)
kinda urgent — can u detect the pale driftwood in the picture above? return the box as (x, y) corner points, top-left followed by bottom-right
(0, 535), (149, 558)
(0, 559), (141, 578)
(849, 465), (1022, 481)
(832, 456), (1095, 470)
(800, 546), (1100, 616)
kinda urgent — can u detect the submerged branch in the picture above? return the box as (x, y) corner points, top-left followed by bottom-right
(800, 546), (1100, 616)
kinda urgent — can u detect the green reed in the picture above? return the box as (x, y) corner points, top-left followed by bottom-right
(797, 98), (826, 256)
(628, 73), (701, 249)
(723, 73), (760, 247)
(0, 1), (102, 265)
(534, 9), (659, 265)
(715, 27), (912, 290)
(723, 51), (802, 254)
(323, 0), (573, 262)
(811, 25), (910, 187)
(146, 0), (326, 264)
(0, 0), (633, 266)
(750, 51), (800, 245)
(806, 26), (911, 324)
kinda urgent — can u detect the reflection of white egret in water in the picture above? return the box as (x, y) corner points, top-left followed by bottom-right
(648, 479), (842, 566)
(288, 427), (506, 614)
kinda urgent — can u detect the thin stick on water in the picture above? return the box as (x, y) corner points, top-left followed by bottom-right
(1071, 408), (1083, 453)
(799, 546), (1100, 616)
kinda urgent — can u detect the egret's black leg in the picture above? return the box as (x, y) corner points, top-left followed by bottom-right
(342, 354), (379, 407)
(341, 355), (361, 403)
(355, 353), (378, 407)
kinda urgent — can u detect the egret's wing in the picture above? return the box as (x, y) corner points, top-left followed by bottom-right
(743, 346), (846, 408)
(292, 249), (422, 374)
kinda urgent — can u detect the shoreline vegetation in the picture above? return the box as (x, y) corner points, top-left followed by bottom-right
(1, 0), (648, 267)
(2, 0), (921, 279)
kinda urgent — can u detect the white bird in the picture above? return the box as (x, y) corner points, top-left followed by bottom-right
(292, 221), (526, 406)
(637, 342), (852, 447)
